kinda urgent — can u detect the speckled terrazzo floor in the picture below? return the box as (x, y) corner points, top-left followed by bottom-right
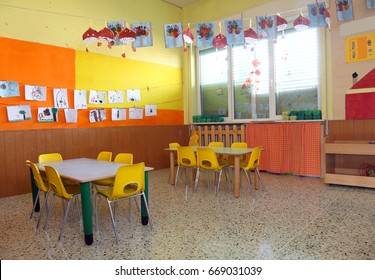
(1, 168), (374, 260)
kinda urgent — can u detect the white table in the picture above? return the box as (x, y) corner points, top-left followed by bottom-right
(165, 146), (255, 198)
(31, 158), (153, 245)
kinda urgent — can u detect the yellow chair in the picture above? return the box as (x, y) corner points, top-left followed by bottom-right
(226, 142), (248, 165)
(44, 165), (81, 242)
(194, 147), (228, 195)
(175, 146), (197, 198)
(208, 141), (226, 163)
(93, 153), (133, 187)
(27, 160), (50, 230)
(95, 162), (152, 243)
(188, 132), (199, 146)
(38, 153), (63, 163)
(239, 146), (265, 190)
(169, 142), (180, 148)
(97, 151), (112, 161)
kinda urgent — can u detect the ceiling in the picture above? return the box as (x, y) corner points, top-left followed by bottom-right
(162, 0), (199, 8)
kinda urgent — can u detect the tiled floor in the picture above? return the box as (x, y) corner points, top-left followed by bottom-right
(0, 168), (374, 260)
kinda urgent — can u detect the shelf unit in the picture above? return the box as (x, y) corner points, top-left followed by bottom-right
(324, 140), (375, 188)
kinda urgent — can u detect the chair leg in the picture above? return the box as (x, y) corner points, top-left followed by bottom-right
(107, 200), (119, 243)
(174, 165), (181, 191)
(30, 189), (41, 219)
(184, 168), (189, 199)
(243, 169), (254, 191)
(194, 168), (200, 191)
(216, 170), (223, 196)
(255, 168), (265, 190)
(44, 194), (55, 230)
(36, 192), (49, 230)
(58, 198), (72, 241)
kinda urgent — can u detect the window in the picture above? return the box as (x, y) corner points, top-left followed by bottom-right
(198, 27), (322, 120)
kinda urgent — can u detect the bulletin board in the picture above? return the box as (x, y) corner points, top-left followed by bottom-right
(345, 32), (375, 63)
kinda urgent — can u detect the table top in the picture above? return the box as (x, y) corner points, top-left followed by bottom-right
(34, 158), (153, 183)
(165, 146), (255, 156)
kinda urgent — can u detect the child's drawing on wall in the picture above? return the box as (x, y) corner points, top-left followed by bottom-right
(7, 105), (32, 122)
(0, 81), (20, 97)
(25, 85), (47, 101)
(74, 90), (87, 109)
(53, 88), (69, 108)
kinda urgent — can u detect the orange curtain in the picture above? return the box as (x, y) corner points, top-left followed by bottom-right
(246, 122), (322, 177)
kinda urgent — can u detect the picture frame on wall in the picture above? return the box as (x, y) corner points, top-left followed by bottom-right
(336, 0), (354, 21)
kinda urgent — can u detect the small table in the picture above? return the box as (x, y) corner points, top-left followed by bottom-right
(165, 146), (255, 198)
(30, 158), (153, 245)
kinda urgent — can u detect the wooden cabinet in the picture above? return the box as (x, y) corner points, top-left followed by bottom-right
(324, 140), (375, 188)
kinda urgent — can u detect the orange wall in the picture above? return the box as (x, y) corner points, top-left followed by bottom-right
(0, 37), (183, 130)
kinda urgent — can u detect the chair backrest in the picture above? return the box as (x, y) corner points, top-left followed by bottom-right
(245, 146), (262, 169)
(97, 151), (112, 161)
(114, 153), (133, 164)
(196, 147), (220, 170)
(231, 142), (247, 149)
(44, 165), (75, 199)
(177, 146), (196, 167)
(26, 160), (49, 193)
(169, 142), (180, 148)
(188, 133), (199, 146)
(111, 162), (145, 199)
(208, 141), (224, 148)
(38, 153), (63, 163)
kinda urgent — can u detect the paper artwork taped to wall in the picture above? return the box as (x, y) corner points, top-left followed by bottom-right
(367, 0), (375, 9)
(25, 85), (47, 101)
(308, 2), (327, 27)
(335, 0), (353, 21)
(107, 20), (125, 46)
(53, 88), (69, 108)
(37, 107), (58, 122)
(257, 15), (277, 40)
(89, 90), (106, 104)
(129, 107), (143, 119)
(112, 108), (126, 121)
(7, 105), (32, 122)
(0, 81), (20, 97)
(196, 22), (214, 48)
(108, 90), (124, 104)
(145, 104), (157, 116)
(225, 20), (244, 44)
(64, 109), (78, 123)
(89, 108), (106, 123)
(74, 90), (87, 109)
(126, 89), (140, 102)
(164, 23), (183, 48)
(131, 22), (153, 48)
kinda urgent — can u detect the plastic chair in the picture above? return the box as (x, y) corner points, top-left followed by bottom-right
(208, 141), (226, 163)
(27, 160), (50, 229)
(188, 132), (199, 146)
(226, 142), (248, 165)
(97, 151), (112, 161)
(194, 147), (228, 195)
(239, 146), (265, 190)
(175, 146), (197, 198)
(44, 165), (81, 242)
(169, 142), (180, 148)
(95, 162), (152, 243)
(38, 153), (64, 183)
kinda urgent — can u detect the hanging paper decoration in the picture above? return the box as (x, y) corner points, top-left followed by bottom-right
(164, 23), (183, 48)
(243, 18), (258, 50)
(225, 20), (244, 44)
(308, 1), (327, 28)
(241, 59), (262, 95)
(336, 0), (353, 21)
(256, 15), (277, 40)
(276, 15), (288, 32)
(212, 22), (227, 49)
(82, 27), (99, 52)
(131, 22), (153, 48)
(323, 8), (331, 30)
(293, 13), (311, 31)
(196, 22), (214, 48)
(107, 20), (125, 46)
(183, 24), (194, 52)
(118, 27), (136, 57)
(98, 27), (115, 48)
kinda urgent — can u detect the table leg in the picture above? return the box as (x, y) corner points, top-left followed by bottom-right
(233, 156), (240, 198)
(30, 168), (40, 212)
(169, 151), (175, 186)
(80, 182), (93, 245)
(141, 171), (149, 225)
